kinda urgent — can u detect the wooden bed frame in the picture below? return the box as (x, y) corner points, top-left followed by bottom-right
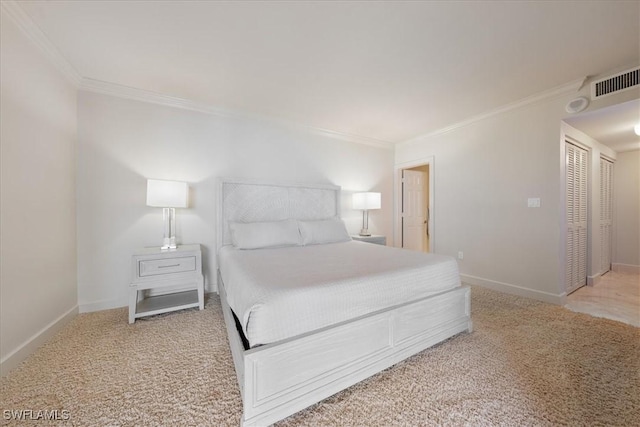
(216, 178), (472, 427)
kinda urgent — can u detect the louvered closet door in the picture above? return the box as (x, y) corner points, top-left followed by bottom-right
(600, 157), (614, 274)
(566, 142), (588, 294)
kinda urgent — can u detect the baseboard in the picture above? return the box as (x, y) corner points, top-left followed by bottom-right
(460, 274), (565, 305)
(587, 274), (602, 287)
(209, 281), (218, 294)
(1, 305), (78, 377)
(612, 263), (640, 274)
(79, 298), (126, 313)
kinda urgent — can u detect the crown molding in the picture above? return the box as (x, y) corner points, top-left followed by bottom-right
(80, 78), (237, 118)
(80, 78), (394, 150)
(1, 0), (82, 86)
(398, 78), (585, 147)
(306, 126), (394, 149)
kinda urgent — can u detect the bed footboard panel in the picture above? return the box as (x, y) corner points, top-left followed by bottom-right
(239, 285), (471, 426)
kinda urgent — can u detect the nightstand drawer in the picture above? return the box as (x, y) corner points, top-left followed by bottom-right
(139, 256), (196, 277)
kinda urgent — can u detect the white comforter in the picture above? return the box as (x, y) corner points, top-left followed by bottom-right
(218, 240), (460, 347)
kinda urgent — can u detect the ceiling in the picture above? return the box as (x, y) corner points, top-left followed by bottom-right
(14, 1), (640, 145)
(565, 99), (640, 153)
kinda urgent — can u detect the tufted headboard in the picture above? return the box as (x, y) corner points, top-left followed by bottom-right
(217, 178), (341, 250)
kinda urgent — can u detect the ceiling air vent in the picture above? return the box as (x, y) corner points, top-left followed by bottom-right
(590, 67), (639, 100)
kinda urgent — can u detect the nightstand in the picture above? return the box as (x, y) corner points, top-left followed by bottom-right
(351, 235), (386, 245)
(129, 244), (204, 323)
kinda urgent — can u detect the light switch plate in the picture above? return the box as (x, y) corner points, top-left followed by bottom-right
(527, 198), (541, 208)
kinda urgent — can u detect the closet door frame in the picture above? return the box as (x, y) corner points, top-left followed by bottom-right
(559, 122), (619, 300)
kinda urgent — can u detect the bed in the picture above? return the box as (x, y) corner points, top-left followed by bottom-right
(216, 179), (472, 426)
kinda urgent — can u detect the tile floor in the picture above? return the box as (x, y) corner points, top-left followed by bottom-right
(565, 270), (640, 327)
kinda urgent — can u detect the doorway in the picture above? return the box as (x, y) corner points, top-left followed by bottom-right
(562, 114), (621, 298)
(402, 167), (429, 251)
(395, 158), (434, 252)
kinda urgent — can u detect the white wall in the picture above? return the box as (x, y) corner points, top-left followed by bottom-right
(77, 92), (394, 311)
(613, 150), (640, 268)
(395, 83), (638, 303)
(0, 12), (78, 374)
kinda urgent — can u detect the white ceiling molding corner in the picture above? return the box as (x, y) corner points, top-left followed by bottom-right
(398, 78), (586, 148)
(306, 127), (394, 150)
(80, 77), (394, 150)
(79, 78), (238, 119)
(2, 0), (82, 87)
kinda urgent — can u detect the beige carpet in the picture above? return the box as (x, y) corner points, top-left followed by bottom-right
(2, 286), (638, 426)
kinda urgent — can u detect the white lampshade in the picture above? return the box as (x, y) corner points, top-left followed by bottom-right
(352, 192), (381, 210)
(146, 179), (188, 208)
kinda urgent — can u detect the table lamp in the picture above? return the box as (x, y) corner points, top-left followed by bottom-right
(146, 179), (188, 250)
(352, 192), (381, 236)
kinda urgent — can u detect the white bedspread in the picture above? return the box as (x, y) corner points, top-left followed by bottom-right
(218, 240), (460, 347)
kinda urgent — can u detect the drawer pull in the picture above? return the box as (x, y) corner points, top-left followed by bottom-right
(158, 264), (180, 268)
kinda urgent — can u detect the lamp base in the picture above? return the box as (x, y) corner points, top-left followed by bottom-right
(359, 228), (372, 237)
(161, 208), (178, 251)
(359, 210), (373, 237)
(161, 237), (177, 251)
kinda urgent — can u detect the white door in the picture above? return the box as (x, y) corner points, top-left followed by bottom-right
(600, 157), (613, 274)
(402, 169), (428, 251)
(566, 142), (588, 294)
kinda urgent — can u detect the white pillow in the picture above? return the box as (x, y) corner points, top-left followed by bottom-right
(298, 218), (351, 245)
(229, 219), (301, 249)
